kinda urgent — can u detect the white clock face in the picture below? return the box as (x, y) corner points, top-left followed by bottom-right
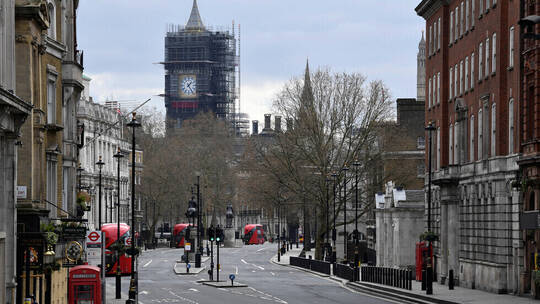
(181, 76), (197, 96)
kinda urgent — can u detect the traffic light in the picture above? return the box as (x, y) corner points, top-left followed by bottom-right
(216, 227), (224, 243)
(185, 227), (191, 240)
(208, 227), (215, 242)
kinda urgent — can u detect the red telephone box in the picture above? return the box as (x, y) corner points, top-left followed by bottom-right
(69, 265), (101, 304)
(415, 241), (433, 281)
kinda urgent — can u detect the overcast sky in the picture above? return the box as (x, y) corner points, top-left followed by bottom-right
(77, 0), (424, 122)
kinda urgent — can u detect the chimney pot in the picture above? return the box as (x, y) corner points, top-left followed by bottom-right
(252, 120), (259, 135)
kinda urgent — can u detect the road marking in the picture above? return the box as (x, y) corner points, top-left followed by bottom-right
(143, 260), (153, 268)
(270, 272), (275, 276)
(140, 290), (149, 295)
(252, 270), (256, 273)
(252, 264), (265, 270)
(241, 259), (247, 264)
(257, 247), (266, 252)
(235, 266), (239, 275)
(188, 288), (198, 292)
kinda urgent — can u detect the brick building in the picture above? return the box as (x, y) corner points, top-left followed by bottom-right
(416, 0), (523, 294)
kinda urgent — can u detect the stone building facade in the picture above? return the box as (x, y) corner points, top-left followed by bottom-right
(77, 76), (131, 231)
(0, 2), (32, 303)
(416, 0), (522, 294)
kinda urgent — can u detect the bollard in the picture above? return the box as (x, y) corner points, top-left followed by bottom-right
(408, 270), (412, 290)
(421, 269), (426, 290)
(449, 269), (454, 290)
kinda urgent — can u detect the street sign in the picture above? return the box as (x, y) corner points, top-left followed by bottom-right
(125, 237), (132, 246)
(187, 263), (191, 269)
(229, 274), (235, 280)
(185, 242), (191, 251)
(65, 241), (83, 263)
(62, 226), (87, 239)
(85, 231), (102, 266)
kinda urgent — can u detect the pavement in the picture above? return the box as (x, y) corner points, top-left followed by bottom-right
(271, 246), (537, 304)
(106, 243), (398, 304)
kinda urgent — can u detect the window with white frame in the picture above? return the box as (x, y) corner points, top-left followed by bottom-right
(62, 167), (69, 212)
(479, 0), (484, 15)
(435, 72), (441, 104)
(428, 78), (432, 107)
(466, 0), (470, 31)
(491, 103), (496, 156)
(486, 0), (490, 12)
(492, 33), (496, 73)
(437, 127), (441, 169)
(450, 11), (454, 43)
(471, 52), (475, 88)
(449, 67), (453, 100)
(47, 2), (56, 39)
(509, 99), (514, 154)
(417, 136), (425, 149)
(46, 157), (57, 210)
(429, 25), (433, 54)
(455, 7), (459, 42)
(465, 57), (469, 91)
(47, 74), (56, 124)
(438, 17), (441, 50)
(478, 109), (483, 157)
(493, 0), (497, 6)
(454, 121), (459, 164)
(509, 26), (515, 68)
(479, 43), (483, 80)
(460, 60), (464, 95)
(449, 124), (454, 165)
(461, 2), (465, 36)
(454, 64), (458, 97)
(470, 115), (475, 161)
(485, 37), (490, 77)
(472, 0), (475, 26)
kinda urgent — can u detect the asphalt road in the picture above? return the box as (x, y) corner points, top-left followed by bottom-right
(105, 243), (398, 304)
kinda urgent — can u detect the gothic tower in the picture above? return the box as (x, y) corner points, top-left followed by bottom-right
(417, 31), (426, 102)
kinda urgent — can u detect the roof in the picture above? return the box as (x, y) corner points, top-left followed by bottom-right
(185, 0), (205, 31)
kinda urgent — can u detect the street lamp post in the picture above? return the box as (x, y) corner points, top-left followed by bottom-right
(325, 177), (330, 261)
(331, 172), (337, 263)
(195, 174), (202, 268)
(342, 166), (349, 263)
(352, 159), (360, 280)
(77, 163), (84, 193)
(277, 199), (281, 262)
(113, 148), (124, 299)
(96, 156), (105, 229)
(425, 121), (436, 295)
(127, 112), (141, 302)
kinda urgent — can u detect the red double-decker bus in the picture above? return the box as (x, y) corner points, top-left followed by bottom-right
(243, 224), (265, 245)
(171, 223), (194, 248)
(101, 223), (132, 276)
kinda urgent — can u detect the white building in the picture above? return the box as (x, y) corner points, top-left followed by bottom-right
(77, 76), (131, 230)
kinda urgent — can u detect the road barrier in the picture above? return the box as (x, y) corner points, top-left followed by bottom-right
(289, 257), (331, 275)
(335, 263), (355, 281)
(360, 266), (412, 290)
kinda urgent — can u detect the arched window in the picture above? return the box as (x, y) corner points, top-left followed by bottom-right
(529, 191), (536, 211)
(48, 1), (56, 39)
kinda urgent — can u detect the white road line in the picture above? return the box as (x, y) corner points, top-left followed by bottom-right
(235, 266), (239, 275)
(143, 260), (153, 268)
(241, 259), (248, 264)
(270, 272), (275, 276)
(252, 264), (265, 270)
(140, 290), (149, 295)
(188, 288), (199, 292)
(257, 247), (266, 252)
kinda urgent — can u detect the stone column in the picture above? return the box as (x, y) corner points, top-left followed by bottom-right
(438, 181), (459, 284)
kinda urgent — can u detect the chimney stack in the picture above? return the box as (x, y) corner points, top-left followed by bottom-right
(252, 120), (259, 135)
(263, 114), (271, 131)
(275, 116), (282, 132)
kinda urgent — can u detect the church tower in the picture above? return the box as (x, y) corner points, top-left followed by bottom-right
(417, 31), (426, 102)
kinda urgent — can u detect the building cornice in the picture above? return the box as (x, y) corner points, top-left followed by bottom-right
(415, 0), (449, 20)
(44, 35), (66, 60)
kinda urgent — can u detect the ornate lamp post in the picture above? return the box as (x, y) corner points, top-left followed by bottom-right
(425, 121), (436, 295)
(113, 147), (124, 299)
(126, 112), (141, 302)
(331, 172), (337, 263)
(342, 166), (349, 263)
(96, 156), (105, 229)
(186, 196), (197, 263)
(195, 173), (202, 267)
(352, 159), (360, 280)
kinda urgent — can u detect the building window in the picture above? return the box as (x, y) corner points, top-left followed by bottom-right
(461, 2), (465, 36)
(454, 121), (459, 164)
(449, 67), (453, 100)
(470, 115), (475, 161)
(466, 0), (470, 31)
(62, 167), (69, 212)
(429, 25), (433, 55)
(485, 0), (490, 12)
(485, 37), (490, 77)
(479, 0), (484, 16)
(471, 52), (475, 88)
(455, 7), (459, 42)
(465, 57), (469, 91)
(437, 127), (441, 169)
(47, 2), (56, 39)
(450, 11), (454, 43)
(491, 33), (496, 74)
(417, 136), (425, 149)
(47, 159), (58, 210)
(491, 103), (496, 156)
(460, 60), (464, 95)
(438, 17), (441, 50)
(449, 124), (454, 165)
(433, 74), (437, 104)
(509, 99), (514, 154)
(417, 163), (425, 177)
(454, 64), (458, 98)
(437, 72), (441, 104)
(479, 43), (483, 80)
(47, 76), (56, 124)
(478, 109), (483, 158)
(509, 26), (515, 68)
(472, 0), (475, 26)
(428, 78), (432, 107)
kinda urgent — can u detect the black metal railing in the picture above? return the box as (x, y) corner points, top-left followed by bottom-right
(310, 259), (331, 275)
(290, 256), (310, 269)
(335, 263), (355, 281)
(360, 266), (412, 290)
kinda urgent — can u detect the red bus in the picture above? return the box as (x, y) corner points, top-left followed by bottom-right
(243, 224), (265, 245)
(171, 223), (194, 248)
(101, 223), (132, 276)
